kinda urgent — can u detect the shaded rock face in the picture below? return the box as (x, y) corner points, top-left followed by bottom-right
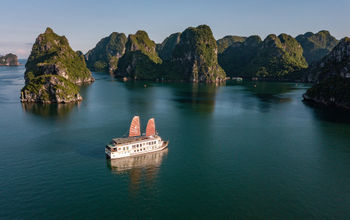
(303, 38), (350, 109)
(21, 27), (94, 103)
(217, 35), (246, 54)
(156, 32), (181, 60)
(307, 37), (350, 82)
(0, 53), (19, 66)
(218, 33), (308, 80)
(85, 32), (127, 73)
(296, 30), (338, 65)
(218, 35), (261, 78)
(169, 25), (226, 82)
(115, 30), (162, 80)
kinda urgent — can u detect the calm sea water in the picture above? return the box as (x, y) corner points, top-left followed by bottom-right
(1, 62), (350, 219)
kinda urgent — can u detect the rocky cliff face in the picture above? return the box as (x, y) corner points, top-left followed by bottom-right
(115, 30), (162, 80)
(296, 30), (338, 65)
(306, 37), (350, 82)
(303, 38), (350, 109)
(21, 27), (94, 103)
(21, 75), (82, 103)
(168, 25), (226, 82)
(218, 35), (261, 78)
(219, 33), (308, 80)
(156, 32), (181, 60)
(217, 35), (246, 54)
(0, 53), (19, 66)
(85, 32), (127, 73)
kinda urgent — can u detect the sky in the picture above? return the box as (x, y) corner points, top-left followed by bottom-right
(1, 0), (349, 58)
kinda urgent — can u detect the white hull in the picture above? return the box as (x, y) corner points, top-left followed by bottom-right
(106, 140), (169, 159)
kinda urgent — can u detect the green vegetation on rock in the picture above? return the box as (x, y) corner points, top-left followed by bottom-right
(296, 30), (338, 64)
(85, 32), (127, 73)
(126, 30), (162, 63)
(168, 25), (226, 82)
(156, 32), (181, 60)
(21, 27), (94, 103)
(219, 33), (308, 80)
(21, 75), (81, 103)
(116, 25), (225, 82)
(217, 35), (246, 54)
(304, 37), (350, 109)
(115, 30), (162, 79)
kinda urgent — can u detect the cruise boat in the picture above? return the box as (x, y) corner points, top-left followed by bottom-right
(105, 116), (169, 159)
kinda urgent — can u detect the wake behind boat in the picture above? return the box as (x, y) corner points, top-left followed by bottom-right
(105, 116), (169, 159)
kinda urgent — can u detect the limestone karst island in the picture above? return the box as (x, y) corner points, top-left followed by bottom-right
(1, 1), (350, 219)
(17, 25), (350, 109)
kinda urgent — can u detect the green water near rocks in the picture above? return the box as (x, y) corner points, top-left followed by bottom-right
(1, 64), (350, 219)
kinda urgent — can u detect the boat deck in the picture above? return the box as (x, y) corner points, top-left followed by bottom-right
(112, 135), (158, 145)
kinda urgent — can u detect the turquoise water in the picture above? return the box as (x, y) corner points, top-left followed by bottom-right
(1, 63), (350, 219)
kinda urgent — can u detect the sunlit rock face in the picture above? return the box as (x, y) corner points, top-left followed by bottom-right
(21, 27), (94, 103)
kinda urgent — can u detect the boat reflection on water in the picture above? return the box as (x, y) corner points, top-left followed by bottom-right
(107, 148), (168, 193)
(107, 148), (168, 173)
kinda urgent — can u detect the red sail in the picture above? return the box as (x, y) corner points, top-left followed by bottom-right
(146, 118), (156, 136)
(129, 116), (141, 137)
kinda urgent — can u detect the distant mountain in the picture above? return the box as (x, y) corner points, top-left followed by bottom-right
(156, 32), (181, 60)
(217, 35), (246, 54)
(296, 30), (338, 64)
(303, 37), (350, 109)
(0, 53), (19, 66)
(115, 25), (225, 82)
(85, 32), (127, 73)
(218, 33), (308, 80)
(21, 27), (94, 103)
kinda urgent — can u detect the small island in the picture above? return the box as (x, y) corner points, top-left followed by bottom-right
(0, 53), (20, 66)
(20, 27), (94, 103)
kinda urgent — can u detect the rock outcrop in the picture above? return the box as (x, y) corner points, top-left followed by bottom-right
(218, 33), (308, 80)
(0, 53), (19, 66)
(156, 32), (181, 60)
(167, 25), (226, 82)
(21, 27), (94, 103)
(217, 35), (246, 54)
(85, 32), (127, 73)
(296, 30), (338, 65)
(21, 75), (82, 103)
(303, 37), (350, 109)
(115, 30), (162, 80)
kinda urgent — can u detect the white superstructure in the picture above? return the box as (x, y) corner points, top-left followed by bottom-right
(105, 116), (169, 159)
